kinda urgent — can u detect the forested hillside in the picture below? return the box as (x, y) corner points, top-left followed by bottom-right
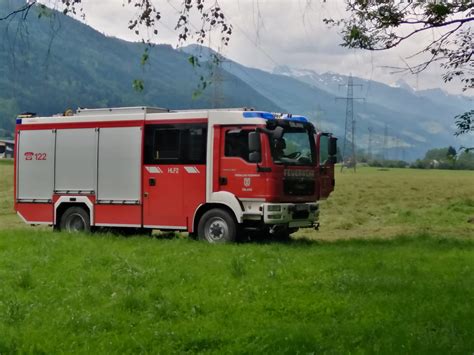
(0, 0), (282, 137)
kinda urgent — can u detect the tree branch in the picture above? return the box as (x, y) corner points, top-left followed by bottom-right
(0, 1), (36, 21)
(368, 17), (474, 51)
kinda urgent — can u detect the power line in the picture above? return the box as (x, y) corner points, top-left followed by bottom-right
(223, 12), (281, 68)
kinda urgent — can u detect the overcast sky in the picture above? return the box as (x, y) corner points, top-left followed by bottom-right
(44, 0), (472, 96)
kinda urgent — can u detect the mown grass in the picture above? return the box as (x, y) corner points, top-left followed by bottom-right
(311, 167), (474, 239)
(1, 162), (474, 352)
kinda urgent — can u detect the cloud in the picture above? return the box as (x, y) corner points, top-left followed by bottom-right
(41, 0), (471, 95)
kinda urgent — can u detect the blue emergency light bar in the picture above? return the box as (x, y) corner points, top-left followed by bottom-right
(243, 111), (308, 123)
(286, 115), (308, 123)
(242, 111), (275, 120)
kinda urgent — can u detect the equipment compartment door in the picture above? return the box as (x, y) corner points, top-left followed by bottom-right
(17, 129), (55, 201)
(97, 127), (142, 203)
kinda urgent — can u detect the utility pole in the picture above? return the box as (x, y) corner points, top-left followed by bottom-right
(336, 74), (364, 172)
(367, 126), (373, 161)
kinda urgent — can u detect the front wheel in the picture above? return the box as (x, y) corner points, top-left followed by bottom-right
(198, 209), (237, 243)
(59, 206), (91, 233)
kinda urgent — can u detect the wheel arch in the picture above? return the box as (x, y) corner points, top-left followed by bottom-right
(54, 196), (94, 226)
(192, 203), (239, 234)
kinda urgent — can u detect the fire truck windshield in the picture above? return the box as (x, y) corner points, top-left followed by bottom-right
(270, 127), (315, 166)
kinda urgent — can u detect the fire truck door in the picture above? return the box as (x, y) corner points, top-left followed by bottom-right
(143, 124), (207, 229)
(318, 134), (334, 199)
(218, 128), (267, 199)
(143, 164), (185, 228)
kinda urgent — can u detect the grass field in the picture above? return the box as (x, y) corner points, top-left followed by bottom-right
(1, 159), (474, 353)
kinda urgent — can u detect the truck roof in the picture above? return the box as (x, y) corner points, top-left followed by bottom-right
(16, 106), (311, 127)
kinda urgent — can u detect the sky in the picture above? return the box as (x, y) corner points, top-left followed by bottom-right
(42, 0), (472, 96)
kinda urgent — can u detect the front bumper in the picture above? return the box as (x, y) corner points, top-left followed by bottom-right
(240, 202), (319, 228)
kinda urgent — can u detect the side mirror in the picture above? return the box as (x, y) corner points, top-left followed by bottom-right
(249, 151), (261, 163)
(248, 131), (261, 152)
(328, 156), (337, 164)
(248, 131), (261, 163)
(328, 137), (337, 156)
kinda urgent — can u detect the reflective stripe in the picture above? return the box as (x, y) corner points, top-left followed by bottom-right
(146, 166), (163, 174)
(184, 166), (200, 174)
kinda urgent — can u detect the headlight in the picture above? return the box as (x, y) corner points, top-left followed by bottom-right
(267, 205), (282, 212)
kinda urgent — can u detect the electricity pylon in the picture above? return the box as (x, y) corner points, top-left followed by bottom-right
(336, 74), (364, 172)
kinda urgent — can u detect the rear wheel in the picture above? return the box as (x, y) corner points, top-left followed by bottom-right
(59, 206), (90, 233)
(198, 209), (236, 243)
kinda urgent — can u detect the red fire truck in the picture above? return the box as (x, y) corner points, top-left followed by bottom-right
(14, 107), (337, 242)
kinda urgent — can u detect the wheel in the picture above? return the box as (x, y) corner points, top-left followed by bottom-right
(59, 206), (91, 233)
(198, 209), (237, 243)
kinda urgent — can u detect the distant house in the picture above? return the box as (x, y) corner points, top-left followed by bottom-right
(0, 139), (14, 159)
(430, 159), (440, 168)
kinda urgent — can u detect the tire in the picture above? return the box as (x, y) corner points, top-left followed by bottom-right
(59, 206), (91, 233)
(198, 209), (237, 244)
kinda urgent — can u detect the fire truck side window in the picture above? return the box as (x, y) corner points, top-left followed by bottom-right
(154, 129), (180, 160)
(183, 128), (206, 162)
(225, 130), (257, 162)
(144, 124), (207, 164)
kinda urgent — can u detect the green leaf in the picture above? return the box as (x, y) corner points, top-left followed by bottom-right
(132, 79), (145, 92)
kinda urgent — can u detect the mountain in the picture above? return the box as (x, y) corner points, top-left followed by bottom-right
(184, 46), (472, 160)
(1, 0), (471, 160)
(0, 0), (283, 136)
(271, 66), (473, 156)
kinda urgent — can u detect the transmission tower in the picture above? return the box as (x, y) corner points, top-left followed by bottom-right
(336, 75), (364, 172)
(396, 136), (401, 161)
(367, 126), (373, 161)
(383, 124), (389, 161)
(210, 52), (227, 109)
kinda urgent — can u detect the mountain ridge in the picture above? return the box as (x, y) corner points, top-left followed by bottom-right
(0, 1), (471, 160)
(0, 0), (284, 134)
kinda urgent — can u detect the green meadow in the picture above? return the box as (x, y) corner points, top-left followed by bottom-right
(1, 159), (473, 353)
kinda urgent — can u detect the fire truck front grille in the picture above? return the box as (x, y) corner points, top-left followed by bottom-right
(284, 179), (315, 196)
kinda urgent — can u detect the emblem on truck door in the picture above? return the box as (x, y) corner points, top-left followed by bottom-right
(243, 177), (253, 191)
(244, 177), (251, 187)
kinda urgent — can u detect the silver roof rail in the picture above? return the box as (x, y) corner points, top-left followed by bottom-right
(172, 107), (255, 113)
(76, 106), (171, 116)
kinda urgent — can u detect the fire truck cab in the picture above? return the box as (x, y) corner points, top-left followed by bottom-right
(14, 107), (337, 242)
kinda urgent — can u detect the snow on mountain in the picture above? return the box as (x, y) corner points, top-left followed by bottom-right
(182, 46), (471, 160)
